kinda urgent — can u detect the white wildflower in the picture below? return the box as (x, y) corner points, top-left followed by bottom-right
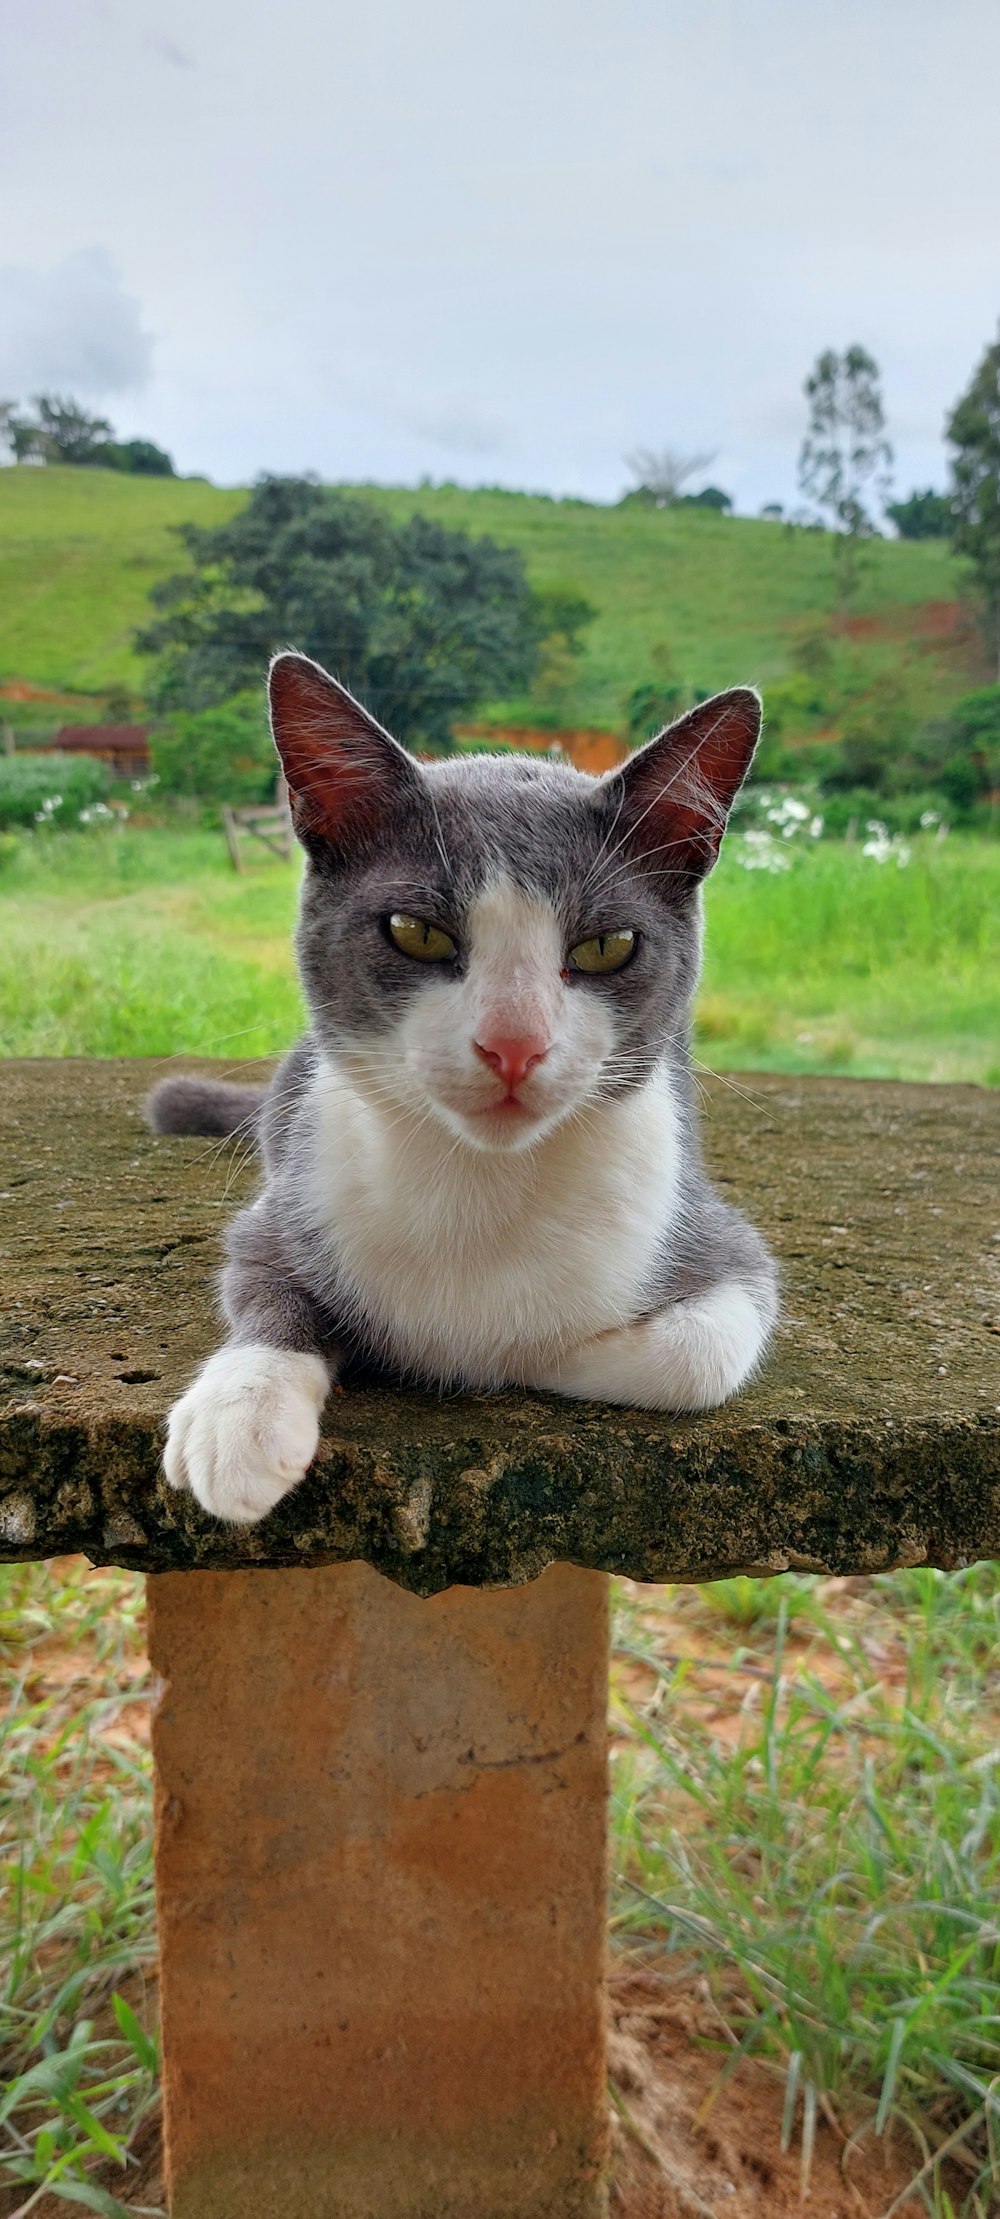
(862, 820), (910, 867)
(735, 829), (792, 873)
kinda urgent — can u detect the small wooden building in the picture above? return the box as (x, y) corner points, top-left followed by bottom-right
(50, 725), (152, 778)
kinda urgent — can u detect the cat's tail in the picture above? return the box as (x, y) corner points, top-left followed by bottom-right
(145, 1075), (265, 1141)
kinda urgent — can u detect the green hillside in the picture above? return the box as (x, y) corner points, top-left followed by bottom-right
(0, 465), (983, 728)
(0, 468), (243, 696)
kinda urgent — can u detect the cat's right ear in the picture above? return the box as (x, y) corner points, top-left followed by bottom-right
(268, 652), (419, 849)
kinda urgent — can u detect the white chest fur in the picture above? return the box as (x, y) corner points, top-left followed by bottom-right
(303, 1060), (684, 1388)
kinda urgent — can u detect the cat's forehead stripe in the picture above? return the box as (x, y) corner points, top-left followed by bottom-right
(467, 878), (564, 967)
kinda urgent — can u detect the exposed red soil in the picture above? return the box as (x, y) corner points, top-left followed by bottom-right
(458, 723), (630, 774)
(0, 680), (88, 706)
(831, 598), (986, 666)
(608, 1964), (931, 2219)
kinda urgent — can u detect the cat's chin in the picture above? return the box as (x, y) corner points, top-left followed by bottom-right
(437, 1098), (564, 1155)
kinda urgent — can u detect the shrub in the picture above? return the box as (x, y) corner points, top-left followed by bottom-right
(0, 752), (111, 829)
(886, 487), (952, 539)
(150, 694), (277, 803)
(817, 786), (954, 837)
(623, 678), (686, 744)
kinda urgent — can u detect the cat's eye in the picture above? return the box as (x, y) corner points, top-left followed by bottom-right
(568, 930), (637, 975)
(387, 913), (458, 963)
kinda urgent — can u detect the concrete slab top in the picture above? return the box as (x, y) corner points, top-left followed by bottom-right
(1, 1058), (998, 1592)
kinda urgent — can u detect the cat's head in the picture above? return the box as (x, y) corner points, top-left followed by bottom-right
(269, 652), (761, 1154)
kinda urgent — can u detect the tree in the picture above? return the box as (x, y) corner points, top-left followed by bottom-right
(677, 485), (733, 512)
(623, 678), (685, 743)
(30, 394), (114, 464)
(947, 330), (1000, 678)
(528, 586), (598, 725)
(933, 686), (1000, 807)
(0, 394), (174, 474)
(887, 488), (952, 540)
(136, 476), (541, 751)
(151, 695), (276, 803)
(621, 446), (717, 508)
(529, 585), (597, 656)
(798, 347), (893, 602)
(99, 437), (174, 476)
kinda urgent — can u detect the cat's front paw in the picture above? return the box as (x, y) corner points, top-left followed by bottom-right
(163, 1345), (331, 1524)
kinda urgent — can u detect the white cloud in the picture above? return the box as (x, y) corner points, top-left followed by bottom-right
(397, 401), (509, 457)
(143, 30), (195, 68)
(1, 0), (998, 501)
(0, 250), (153, 405)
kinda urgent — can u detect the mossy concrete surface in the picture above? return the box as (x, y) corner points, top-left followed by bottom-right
(1, 1059), (997, 1592)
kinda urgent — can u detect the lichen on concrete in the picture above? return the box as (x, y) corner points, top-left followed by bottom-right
(1, 1059), (998, 1593)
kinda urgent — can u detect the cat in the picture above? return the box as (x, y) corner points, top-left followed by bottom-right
(148, 651), (778, 1525)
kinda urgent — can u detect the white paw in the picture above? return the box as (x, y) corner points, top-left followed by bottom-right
(163, 1345), (331, 1525)
(527, 1281), (770, 1413)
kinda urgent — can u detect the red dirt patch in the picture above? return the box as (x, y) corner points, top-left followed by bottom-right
(608, 1964), (935, 2219)
(458, 723), (629, 774)
(833, 599), (983, 663)
(0, 680), (88, 706)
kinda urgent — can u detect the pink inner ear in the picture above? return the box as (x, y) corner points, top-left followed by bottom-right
(622, 689), (761, 879)
(269, 654), (405, 840)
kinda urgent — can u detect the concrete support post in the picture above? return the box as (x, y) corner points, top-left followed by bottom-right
(148, 1560), (610, 2219)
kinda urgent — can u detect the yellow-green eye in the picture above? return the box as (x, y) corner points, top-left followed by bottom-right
(568, 930), (637, 975)
(387, 913), (458, 963)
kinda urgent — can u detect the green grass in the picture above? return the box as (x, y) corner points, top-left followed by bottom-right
(0, 827), (303, 1061)
(4, 1559), (999, 2215)
(0, 1562), (158, 2217)
(610, 1568), (1000, 2213)
(696, 831), (1000, 1085)
(1, 822), (996, 1085)
(0, 467), (978, 730)
(0, 469), (242, 697)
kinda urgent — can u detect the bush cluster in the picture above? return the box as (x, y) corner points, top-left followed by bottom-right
(149, 696), (277, 804)
(0, 753), (111, 829)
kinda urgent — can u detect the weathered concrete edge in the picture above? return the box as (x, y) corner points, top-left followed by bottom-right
(1, 1406), (998, 1593)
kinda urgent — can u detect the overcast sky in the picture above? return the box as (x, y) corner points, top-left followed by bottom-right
(2, 0), (998, 510)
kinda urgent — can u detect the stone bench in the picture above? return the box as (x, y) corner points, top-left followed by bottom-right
(1, 1059), (998, 2219)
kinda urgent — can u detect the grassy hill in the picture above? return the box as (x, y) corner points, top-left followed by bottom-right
(0, 468), (243, 698)
(0, 465), (985, 731)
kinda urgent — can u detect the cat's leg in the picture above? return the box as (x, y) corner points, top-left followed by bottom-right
(526, 1277), (774, 1413)
(163, 1196), (333, 1525)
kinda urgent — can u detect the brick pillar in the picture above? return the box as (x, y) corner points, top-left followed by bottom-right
(148, 1560), (610, 2219)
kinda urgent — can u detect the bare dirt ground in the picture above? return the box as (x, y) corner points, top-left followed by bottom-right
(608, 1964), (928, 2219)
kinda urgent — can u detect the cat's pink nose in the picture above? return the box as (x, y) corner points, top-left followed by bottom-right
(474, 1033), (549, 1092)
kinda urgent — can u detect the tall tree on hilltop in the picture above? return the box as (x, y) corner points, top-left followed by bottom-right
(798, 347), (893, 604)
(136, 476), (542, 751)
(947, 328), (1000, 679)
(622, 446), (717, 508)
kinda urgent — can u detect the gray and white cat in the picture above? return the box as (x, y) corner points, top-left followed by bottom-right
(149, 651), (778, 1525)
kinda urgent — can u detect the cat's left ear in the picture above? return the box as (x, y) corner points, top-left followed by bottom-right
(609, 687), (762, 884)
(268, 651), (420, 849)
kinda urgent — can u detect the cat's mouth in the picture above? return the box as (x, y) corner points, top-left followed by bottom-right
(445, 1082), (573, 1151)
(473, 1094), (533, 1118)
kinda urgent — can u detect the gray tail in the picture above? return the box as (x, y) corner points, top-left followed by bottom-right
(145, 1076), (265, 1140)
